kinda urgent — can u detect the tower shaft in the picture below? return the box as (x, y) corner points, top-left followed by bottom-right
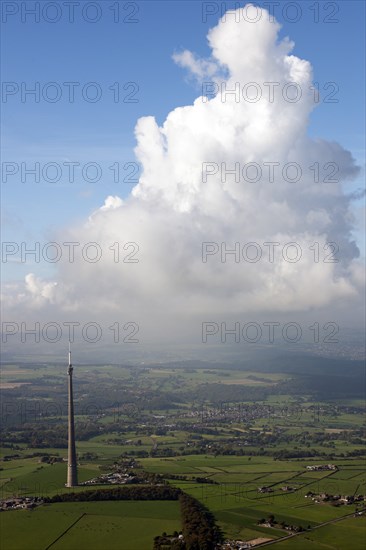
(66, 345), (78, 487)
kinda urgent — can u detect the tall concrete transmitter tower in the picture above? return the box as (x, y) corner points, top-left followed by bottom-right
(66, 342), (78, 487)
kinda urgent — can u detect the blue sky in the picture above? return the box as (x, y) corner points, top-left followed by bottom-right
(1, 0), (365, 282)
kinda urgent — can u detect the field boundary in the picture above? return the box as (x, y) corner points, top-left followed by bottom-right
(44, 513), (86, 550)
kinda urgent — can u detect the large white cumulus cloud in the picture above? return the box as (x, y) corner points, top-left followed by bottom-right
(3, 5), (363, 343)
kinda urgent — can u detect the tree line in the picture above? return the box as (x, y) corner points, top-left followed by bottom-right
(45, 485), (181, 502)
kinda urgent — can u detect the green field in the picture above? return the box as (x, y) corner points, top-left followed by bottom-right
(139, 455), (366, 545)
(1, 461), (101, 498)
(268, 517), (366, 549)
(0, 501), (181, 550)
